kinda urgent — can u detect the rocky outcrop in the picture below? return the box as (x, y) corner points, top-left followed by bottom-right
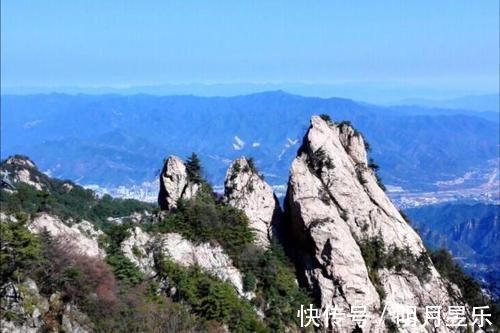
(1, 156), (45, 191)
(0, 279), (46, 333)
(122, 227), (248, 297)
(158, 156), (199, 210)
(224, 157), (282, 248)
(0, 279), (92, 333)
(121, 227), (156, 277)
(28, 213), (105, 258)
(285, 116), (457, 332)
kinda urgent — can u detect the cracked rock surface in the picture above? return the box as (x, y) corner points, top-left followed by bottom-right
(285, 116), (457, 332)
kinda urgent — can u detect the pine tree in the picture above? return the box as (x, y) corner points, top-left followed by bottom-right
(185, 153), (203, 184)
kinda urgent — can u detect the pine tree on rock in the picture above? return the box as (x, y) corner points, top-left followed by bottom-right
(186, 153), (203, 184)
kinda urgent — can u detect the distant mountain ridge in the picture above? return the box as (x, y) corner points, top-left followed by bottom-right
(406, 203), (500, 298)
(5, 83), (495, 106)
(399, 93), (500, 113)
(1, 92), (498, 192)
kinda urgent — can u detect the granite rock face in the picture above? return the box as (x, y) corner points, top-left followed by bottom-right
(1, 156), (45, 191)
(0, 279), (92, 333)
(158, 156), (199, 210)
(285, 116), (458, 332)
(224, 157), (282, 248)
(28, 213), (105, 258)
(122, 227), (249, 298)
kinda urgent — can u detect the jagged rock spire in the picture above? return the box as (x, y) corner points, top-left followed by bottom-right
(224, 157), (282, 248)
(158, 156), (199, 210)
(285, 116), (457, 332)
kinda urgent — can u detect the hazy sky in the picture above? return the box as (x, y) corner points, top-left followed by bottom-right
(2, 1), (499, 94)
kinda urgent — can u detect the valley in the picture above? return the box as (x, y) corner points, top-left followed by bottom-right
(84, 160), (499, 209)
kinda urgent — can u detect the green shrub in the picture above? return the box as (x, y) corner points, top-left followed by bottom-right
(359, 234), (386, 271)
(337, 120), (352, 127)
(0, 181), (153, 227)
(152, 188), (254, 258)
(158, 258), (267, 332)
(364, 140), (371, 152)
(368, 158), (379, 171)
(237, 243), (314, 331)
(243, 272), (257, 292)
(230, 160), (241, 180)
(308, 148), (334, 176)
(0, 217), (42, 285)
(149, 178), (313, 330)
(98, 283), (203, 333)
(242, 157), (264, 179)
(375, 173), (387, 191)
(131, 245), (143, 258)
(33, 230), (199, 332)
(359, 235), (432, 301)
(104, 224), (144, 285)
(358, 234), (387, 300)
(319, 114), (332, 123)
(247, 157), (258, 173)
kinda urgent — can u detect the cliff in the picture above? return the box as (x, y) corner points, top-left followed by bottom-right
(284, 116), (460, 332)
(2, 123), (491, 332)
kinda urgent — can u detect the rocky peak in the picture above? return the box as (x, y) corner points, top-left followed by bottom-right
(293, 116), (423, 249)
(1, 155), (45, 191)
(224, 157), (282, 248)
(157, 156), (199, 210)
(336, 121), (368, 166)
(285, 116), (457, 331)
(4, 155), (37, 169)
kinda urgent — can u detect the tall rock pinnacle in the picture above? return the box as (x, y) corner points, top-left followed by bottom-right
(158, 156), (199, 210)
(285, 116), (458, 332)
(224, 157), (282, 248)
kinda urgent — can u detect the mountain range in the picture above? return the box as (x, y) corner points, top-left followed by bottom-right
(3, 115), (497, 332)
(2, 91), (498, 195)
(398, 94), (499, 113)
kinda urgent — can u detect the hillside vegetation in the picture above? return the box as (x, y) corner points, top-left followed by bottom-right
(1, 156), (312, 332)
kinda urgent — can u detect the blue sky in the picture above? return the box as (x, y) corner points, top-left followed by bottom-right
(1, 1), (499, 96)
